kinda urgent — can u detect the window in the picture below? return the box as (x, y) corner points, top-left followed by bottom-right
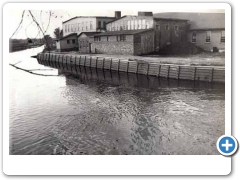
(68, 25), (70, 32)
(72, 39), (75, 44)
(138, 20), (141, 29)
(82, 22), (84, 31)
(65, 25), (67, 33)
(103, 22), (106, 29)
(67, 40), (70, 44)
(94, 36), (101, 41)
(155, 25), (160, 30)
(205, 31), (211, 43)
(98, 21), (101, 28)
(118, 35), (126, 41)
(78, 23), (80, 31)
(90, 21), (93, 30)
(165, 25), (169, 31)
(174, 25), (179, 31)
(192, 31), (197, 43)
(107, 37), (109, 41)
(71, 24), (74, 32)
(221, 30), (225, 43)
(142, 19), (146, 29)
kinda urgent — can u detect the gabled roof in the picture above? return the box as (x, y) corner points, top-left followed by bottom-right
(59, 33), (77, 40)
(77, 32), (101, 37)
(92, 29), (153, 36)
(154, 12), (225, 30)
(63, 16), (116, 24)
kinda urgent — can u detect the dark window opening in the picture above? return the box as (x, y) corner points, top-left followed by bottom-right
(67, 40), (70, 44)
(192, 32), (197, 43)
(221, 30), (225, 43)
(98, 21), (101, 28)
(118, 35), (126, 41)
(174, 25), (179, 31)
(72, 39), (75, 44)
(166, 25), (169, 30)
(155, 25), (160, 30)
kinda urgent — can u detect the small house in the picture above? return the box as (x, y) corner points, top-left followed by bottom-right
(55, 33), (78, 52)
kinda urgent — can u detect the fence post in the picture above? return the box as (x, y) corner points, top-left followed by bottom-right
(84, 56), (86, 67)
(127, 61), (129, 73)
(96, 57), (98, 69)
(167, 65), (170, 79)
(193, 67), (197, 81)
(136, 62), (139, 74)
(110, 58), (112, 71)
(118, 59), (120, 72)
(211, 68), (214, 82)
(178, 66), (181, 80)
(146, 63), (150, 76)
(158, 64), (161, 77)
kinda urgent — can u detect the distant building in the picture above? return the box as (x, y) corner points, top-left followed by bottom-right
(91, 29), (154, 55)
(78, 32), (101, 53)
(55, 33), (78, 52)
(154, 12), (225, 52)
(56, 12), (119, 52)
(91, 12), (188, 55)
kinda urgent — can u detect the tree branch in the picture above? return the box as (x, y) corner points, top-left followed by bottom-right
(10, 10), (25, 39)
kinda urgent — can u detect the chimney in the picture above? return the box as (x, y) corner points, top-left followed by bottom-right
(138, 12), (153, 16)
(115, 11), (121, 19)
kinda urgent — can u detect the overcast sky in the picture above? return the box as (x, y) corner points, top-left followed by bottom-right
(9, 8), (225, 39)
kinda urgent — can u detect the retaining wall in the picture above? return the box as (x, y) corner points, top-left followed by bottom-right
(37, 52), (225, 83)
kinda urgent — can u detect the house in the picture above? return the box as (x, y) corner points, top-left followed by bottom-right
(154, 12), (225, 52)
(78, 32), (101, 53)
(55, 33), (78, 52)
(90, 29), (155, 55)
(56, 11), (120, 51)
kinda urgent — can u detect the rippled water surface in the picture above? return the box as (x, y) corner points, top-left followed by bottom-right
(9, 47), (225, 155)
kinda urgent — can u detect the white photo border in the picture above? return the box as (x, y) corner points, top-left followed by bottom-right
(3, 2), (231, 175)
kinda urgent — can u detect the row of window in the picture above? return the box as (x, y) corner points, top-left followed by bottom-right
(192, 31), (225, 43)
(93, 35), (127, 42)
(67, 39), (76, 44)
(107, 20), (153, 31)
(64, 21), (107, 33)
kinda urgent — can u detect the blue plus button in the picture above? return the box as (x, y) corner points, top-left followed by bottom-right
(217, 135), (238, 156)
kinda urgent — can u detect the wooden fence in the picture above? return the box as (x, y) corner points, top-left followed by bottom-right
(37, 53), (225, 83)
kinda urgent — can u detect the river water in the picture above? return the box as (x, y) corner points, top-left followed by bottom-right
(9, 46), (225, 155)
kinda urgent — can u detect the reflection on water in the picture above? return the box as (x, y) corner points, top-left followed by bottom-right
(9, 47), (225, 155)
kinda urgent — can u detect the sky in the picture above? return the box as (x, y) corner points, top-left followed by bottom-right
(9, 8), (225, 39)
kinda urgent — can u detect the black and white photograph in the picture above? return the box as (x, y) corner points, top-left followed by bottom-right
(7, 4), (226, 156)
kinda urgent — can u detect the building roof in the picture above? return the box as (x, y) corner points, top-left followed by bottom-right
(93, 29), (153, 36)
(154, 12), (225, 30)
(105, 15), (188, 25)
(63, 16), (116, 24)
(77, 32), (101, 37)
(59, 33), (77, 40)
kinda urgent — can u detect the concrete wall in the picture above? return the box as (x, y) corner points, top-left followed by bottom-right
(106, 16), (154, 31)
(91, 34), (134, 55)
(188, 30), (225, 51)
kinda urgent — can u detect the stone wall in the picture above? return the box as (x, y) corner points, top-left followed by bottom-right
(91, 41), (134, 55)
